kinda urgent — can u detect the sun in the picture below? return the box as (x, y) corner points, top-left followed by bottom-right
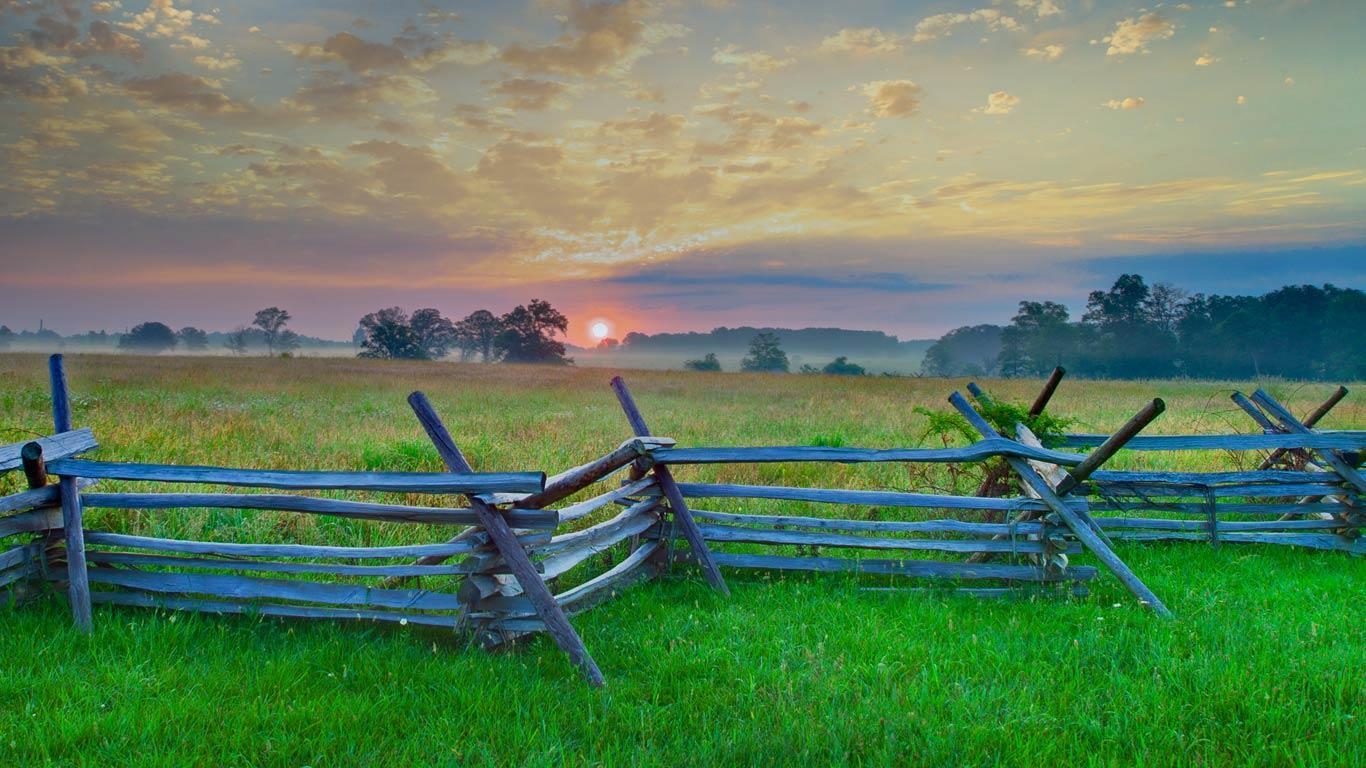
(590, 320), (611, 340)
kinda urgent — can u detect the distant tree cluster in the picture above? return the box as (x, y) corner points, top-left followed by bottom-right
(354, 299), (572, 365)
(922, 275), (1366, 380)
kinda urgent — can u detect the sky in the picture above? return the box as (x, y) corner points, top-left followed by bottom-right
(1, 0), (1363, 345)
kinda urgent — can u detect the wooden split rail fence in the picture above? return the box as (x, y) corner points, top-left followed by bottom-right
(3, 356), (1362, 684)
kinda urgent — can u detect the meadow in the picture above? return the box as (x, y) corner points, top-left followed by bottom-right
(0, 353), (1362, 767)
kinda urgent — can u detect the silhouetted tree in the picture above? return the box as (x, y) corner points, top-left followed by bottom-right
(596, 337), (620, 350)
(999, 301), (1074, 377)
(454, 309), (504, 362)
(224, 326), (250, 355)
(177, 326), (209, 351)
(0, 325), (13, 350)
(357, 307), (425, 359)
(253, 307), (299, 356)
(921, 325), (1002, 377)
(409, 308), (457, 359)
(741, 332), (789, 372)
(684, 352), (721, 371)
(822, 356), (866, 376)
(118, 322), (177, 354)
(496, 299), (571, 364)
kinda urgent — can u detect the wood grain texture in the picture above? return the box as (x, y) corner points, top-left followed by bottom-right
(90, 591), (462, 628)
(0, 429), (97, 473)
(696, 523), (1071, 554)
(85, 551), (480, 577)
(552, 477), (657, 523)
(50, 354), (93, 633)
(653, 440), (1087, 467)
(555, 541), (662, 615)
(688, 509), (1047, 536)
(87, 567), (468, 611)
(83, 531), (511, 559)
(674, 482), (1084, 514)
(710, 552), (1098, 581)
(48, 459), (544, 495)
(81, 492), (557, 529)
(1060, 432), (1366, 451)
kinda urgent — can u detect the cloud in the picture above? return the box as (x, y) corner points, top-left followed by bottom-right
(599, 111), (687, 141)
(283, 72), (435, 120)
(500, 0), (685, 78)
(1023, 43), (1064, 60)
(818, 27), (902, 55)
(711, 43), (793, 73)
(979, 91), (1019, 115)
(1194, 52), (1216, 66)
(913, 9), (1021, 43)
(862, 80), (922, 118)
(122, 73), (246, 115)
(1102, 96), (1145, 110)
(1015, 0), (1062, 18)
(193, 53), (240, 71)
(491, 77), (569, 110)
(1236, 94), (1246, 105)
(1104, 13), (1175, 56)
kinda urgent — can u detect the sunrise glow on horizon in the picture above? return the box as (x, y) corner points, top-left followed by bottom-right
(1, 1), (1363, 341)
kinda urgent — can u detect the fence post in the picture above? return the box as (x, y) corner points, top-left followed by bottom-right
(610, 377), (729, 597)
(49, 354), (92, 632)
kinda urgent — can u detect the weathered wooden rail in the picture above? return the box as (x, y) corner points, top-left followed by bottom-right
(4, 356), (1361, 685)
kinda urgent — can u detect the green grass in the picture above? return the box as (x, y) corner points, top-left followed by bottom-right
(1, 353), (1362, 766)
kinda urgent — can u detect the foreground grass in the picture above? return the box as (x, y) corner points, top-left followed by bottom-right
(1, 353), (1362, 766)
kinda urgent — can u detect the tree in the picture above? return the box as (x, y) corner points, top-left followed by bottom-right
(740, 332), (789, 372)
(822, 356), (866, 376)
(0, 325), (13, 350)
(177, 326), (209, 351)
(409, 308), (457, 359)
(454, 309), (503, 362)
(357, 307), (425, 359)
(252, 307), (298, 356)
(596, 337), (620, 350)
(496, 299), (572, 364)
(999, 301), (1074, 377)
(921, 325), (1003, 377)
(118, 322), (178, 354)
(684, 352), (721, 371)
(224, 326), (250, 355)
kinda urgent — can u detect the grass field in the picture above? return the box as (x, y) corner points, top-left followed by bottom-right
(1, 353), (1362, 766)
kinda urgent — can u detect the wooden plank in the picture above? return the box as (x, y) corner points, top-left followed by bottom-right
(710, 552), (1097, 582)
(536, 499), (661, 557)
(1029, 367), (1067, 417)
(517, 439), (662, 510)
(950, 392), (1172, 616)
(688, 509), (1047, 536)
(673, 482), (1085, 515)
(407, 392), (604, 687)
(0, 541), (40, 571)
(555, 541), (662, 615)
(80, 492), (557, 529)
(1252, 390), (1366, 496)
(47, 459), (545, 496)
(1095, 517), (1356, 532)
(539, 507), (661, 580)
(50, 354), (93, 633)
(83, 531), (513, 559)
(87, 567), (468, 611)
(696, 523), (1070, 554)
(1089, 469), (1340, 486)
(1059, 433), (1366, 451)
(612, 376), (729, 597)
(1105, 531), (1363, 552)
(552, 478), (657, 523)
(1090, 481), (1347, 499)
(653, 439), (1088, 467)
(0, 507), (63, 538)
(89, 591), (462, 628)
(1088, 500), (1350, 517)
(0, 478), (96, 516)
(85, 551), (480, 577)
(1056, 399), (1165, 495)
(0, 428), (98, 473)
(0, 558), (37, 589)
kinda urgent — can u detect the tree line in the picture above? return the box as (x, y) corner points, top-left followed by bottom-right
(355, 299), (571, 364)
(922, 276), (1366, 380)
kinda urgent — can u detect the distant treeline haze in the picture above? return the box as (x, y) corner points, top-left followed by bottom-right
(922, 276), (1366, 381)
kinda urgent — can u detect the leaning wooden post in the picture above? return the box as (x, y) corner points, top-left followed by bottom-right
(1055, 399), (1166, 496)
(1028, 367), (1067, 418)
(407, 393), (605, 687)
(610, 376), (729, 597)
(21, 442), (47, 490)
(1250, 390), (1366, 497)
(1257, 386), (1348, 470)
(49, 355), (92, 632)
(949, 392), (1172, 616)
